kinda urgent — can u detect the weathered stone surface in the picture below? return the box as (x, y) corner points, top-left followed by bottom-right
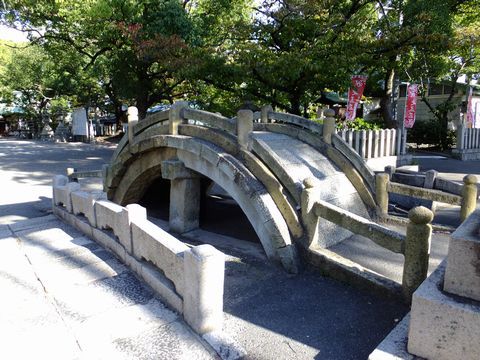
(71, 190), (106, 226)
(444, 209), (480, 301)
(408, 261), (480, 360)
(178, 124), (237, 154)
(236, 110), (253, 151)
(161, 160), (200, 180)
(131, 218), (188, 296)
(241, 150), (302, 238)
(169, 177), (201, 234)
(184, 245), (225, 334)
(402, 206), (433, 299)
(53, 179), (81, 212)
(94, 200), (131, 252)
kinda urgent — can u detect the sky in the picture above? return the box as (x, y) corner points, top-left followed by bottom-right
(0, 24), (29, 42)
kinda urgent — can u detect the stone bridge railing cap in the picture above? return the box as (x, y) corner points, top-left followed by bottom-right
(463, 174), (478, 185)
(408, 206), (434, 224)
(303, 177), (317, 189)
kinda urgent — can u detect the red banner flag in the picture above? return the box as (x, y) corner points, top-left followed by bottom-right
(466, 87), (474, 127)
(345, 75), (367, 121)
(404, 84), (419, 129)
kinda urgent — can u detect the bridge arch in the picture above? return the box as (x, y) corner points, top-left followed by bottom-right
(106, 135), (299, 273)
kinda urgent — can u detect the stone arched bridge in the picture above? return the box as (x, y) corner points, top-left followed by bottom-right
(104, 102), (377, 273)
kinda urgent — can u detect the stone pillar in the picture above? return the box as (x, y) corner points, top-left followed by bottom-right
(460, 174), (478, 222)
(424, 169), (438, 213)
(402, 206), (433, 300)
(161, 160), (200, 233)
(322, 109), (336, 145)
(127, 106), (139, 147)
(183, 244), (225, 334)
(375, 173), (389, 218)
(261, 105), (273, 123)
(384, 165), (396, 179)
(423, 170), (437, 189)
(237, 109), (253, 151)
(169, 101), (189, 135)
(301, 178), (320, 248)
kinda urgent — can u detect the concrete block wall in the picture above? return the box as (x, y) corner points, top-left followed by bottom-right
(52, 175), (225, 335)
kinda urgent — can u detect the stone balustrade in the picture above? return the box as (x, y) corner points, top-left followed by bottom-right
(301, 177), (433, 300)
(52, 175), (225, 335)
(375, 172), (478, 222)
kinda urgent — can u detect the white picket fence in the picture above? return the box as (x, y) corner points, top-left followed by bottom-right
(457, 127), (480, 150)
(337, 128), (407, 159)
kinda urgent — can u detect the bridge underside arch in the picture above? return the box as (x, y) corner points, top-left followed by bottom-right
(107, 137), (299, 273)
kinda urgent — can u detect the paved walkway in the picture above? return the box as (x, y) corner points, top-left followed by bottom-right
(2, 138), (476, 359)
(0, 215), (214, 360)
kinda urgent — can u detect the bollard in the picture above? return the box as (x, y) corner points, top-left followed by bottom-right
(322, 109), (336, 144)
(460, 174), (478, 222)
(183, 245), (225, 334)
(169, 101), (188, 135)
(375, 173), (389, 218)
(402, 206), (433, 300)
(237, 109), (254, 151)
(127, 106), (139, 148)
(261, 105), (273, 123)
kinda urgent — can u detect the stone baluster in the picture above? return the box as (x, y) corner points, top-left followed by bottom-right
(322, 109), (336, 145)
(127, 106), (138, 148)
(460, 174), (478, 221)
(261, 105), (273, 123)
(375, 173), (389, 218)
(169, 101), (188, 135)
(237, 109), (253, 151)
(402, 206), (433, 300)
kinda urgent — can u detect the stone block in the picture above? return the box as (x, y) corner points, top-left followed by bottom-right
(94, 200), (131, 252)
(53, 181), (81, 212)
(444, 209), (480, 301)
(91, 228), (127, 263)
(161, 160), (199, 180)
(169, 177), (201, 234)
(408, 261), (480, 360)
(71, 190), (106, 226)
(130, 218), (188, 296)
(183, 245), (225, 334)
(140, 260), (184, 314)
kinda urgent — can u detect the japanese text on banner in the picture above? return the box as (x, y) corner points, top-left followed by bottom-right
(345, 75), (367, 121)
(404, 84), (418, 129)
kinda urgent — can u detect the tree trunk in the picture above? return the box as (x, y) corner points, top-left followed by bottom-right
(380, 67), (396, 128)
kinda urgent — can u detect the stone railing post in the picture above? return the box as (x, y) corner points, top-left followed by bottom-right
(261, 105), (273, 123)
(375, 173), (389, 218)
(127, 106), (139, 147)
(183, 244), (225, 334)
(460, 174), (478, 222)
(169, 101), (189, 135)
(322, 109), (336, 145)
(402, 206), (433, 300)
(237, 109), (253, 151)
(301, 178), (320, 247)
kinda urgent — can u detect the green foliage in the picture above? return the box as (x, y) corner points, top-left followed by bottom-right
(336, 118), (382, 131)
(407, 119), (456, 150)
